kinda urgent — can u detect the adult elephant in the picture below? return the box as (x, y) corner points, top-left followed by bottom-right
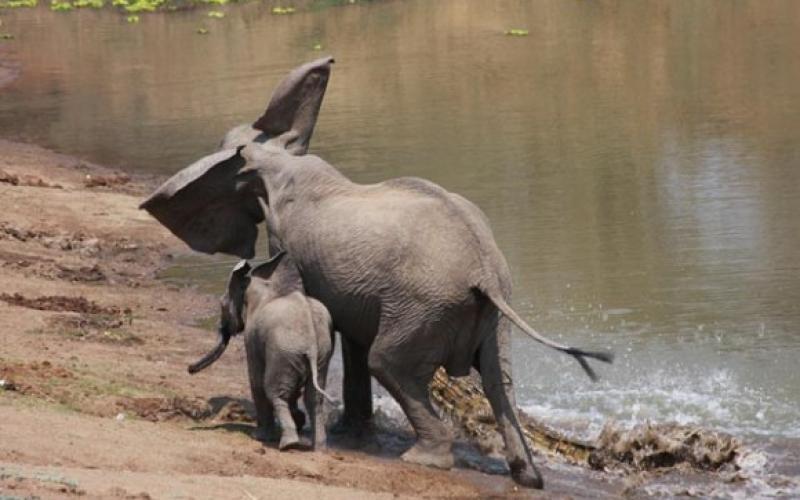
(141, 57), (612, 489)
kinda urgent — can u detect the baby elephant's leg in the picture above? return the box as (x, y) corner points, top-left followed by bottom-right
(246, 341), (275, 442)
(272, 396), (308, 450)
(289, 390), (306, 431)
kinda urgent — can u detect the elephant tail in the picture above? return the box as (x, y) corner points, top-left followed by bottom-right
(479, 287), (614, 382)
(306, 350), (336, 405)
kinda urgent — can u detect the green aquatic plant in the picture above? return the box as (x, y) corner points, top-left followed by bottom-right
(123, 0), (162, 12)
(312, 42), (323, 51)
(196, 27), (209, 34)
(271, 5), (294, 15)
(207, 9), (223, 17)
(126, 13), (138, 22)
(73, 0), (103, 7)
(310, 0), (358, 10)
(50, 0), (73, 11)
(504, 28), (529, 37)
(200, 0), (228, 5)
(0, 32), (13, 39)
(0, 0), (37, 8)
(111, 0), (127, 5)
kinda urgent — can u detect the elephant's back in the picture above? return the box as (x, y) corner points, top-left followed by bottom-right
(381, 177), (511, 286)
(301, 177), (509, 304)
(250, 293), (313, 354)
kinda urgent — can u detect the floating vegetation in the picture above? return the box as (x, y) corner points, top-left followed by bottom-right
(1, 0), (351, 19)
(310, 0), (357, 10)
(312, 42), (323, 51)
(0, 32), (13, 40)
(504, 28), (529, 37)
(196, 27), (209, 34)
(271, 5), (294, 15)
(123, 0), (163, 12)
(50, 0), (73, 10)
(73, 0), (104, 7)
(0, 0), (37, 8)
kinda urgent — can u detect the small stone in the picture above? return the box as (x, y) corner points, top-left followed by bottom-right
(0, 379), (17, 391)
(115, 412), (126, 422)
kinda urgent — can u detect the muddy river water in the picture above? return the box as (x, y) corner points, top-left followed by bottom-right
(1, 0), (799, 481)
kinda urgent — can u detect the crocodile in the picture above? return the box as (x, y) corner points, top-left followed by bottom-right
(429, 367), (595, 465)
(428, 367), (740, 472)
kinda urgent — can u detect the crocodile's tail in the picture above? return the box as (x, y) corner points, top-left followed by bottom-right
(477, 286), (614, 381)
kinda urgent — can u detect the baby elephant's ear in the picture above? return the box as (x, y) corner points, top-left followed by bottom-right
(252, 56), (334, 156)
(250, 250), (287, 280)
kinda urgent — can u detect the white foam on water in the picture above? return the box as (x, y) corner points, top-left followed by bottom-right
(518, 365), (800, 441)
(372, 394), (411, 431)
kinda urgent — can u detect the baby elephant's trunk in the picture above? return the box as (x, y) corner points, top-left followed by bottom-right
(187, 327), (231, 374)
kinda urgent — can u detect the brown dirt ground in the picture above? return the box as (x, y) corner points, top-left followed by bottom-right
(0, 139), (574, 499)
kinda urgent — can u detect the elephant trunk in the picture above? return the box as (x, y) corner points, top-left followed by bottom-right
(187, 327), (231, 374)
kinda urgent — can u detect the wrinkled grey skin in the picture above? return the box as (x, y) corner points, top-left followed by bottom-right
(220, 252), (334, 451)
(142, 57), (612, 489)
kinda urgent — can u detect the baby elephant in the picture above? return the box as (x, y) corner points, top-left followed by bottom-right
(220, 251), (335, 451)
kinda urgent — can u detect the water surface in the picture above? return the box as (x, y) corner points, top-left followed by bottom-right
(1, 0), (799, 440)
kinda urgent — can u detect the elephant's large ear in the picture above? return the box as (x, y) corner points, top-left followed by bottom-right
(252, 56), (334, 155)
(250, 250), (287, 280)
(139, 147), (263, 259)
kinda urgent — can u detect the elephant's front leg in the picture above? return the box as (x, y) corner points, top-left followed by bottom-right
(333, 336), (373, 435)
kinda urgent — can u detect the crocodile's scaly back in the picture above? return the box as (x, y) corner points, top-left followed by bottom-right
(428, 368), (595, 464)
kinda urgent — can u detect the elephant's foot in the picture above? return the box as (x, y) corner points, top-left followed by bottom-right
(279, 434), (312, 451)
(252, 426), (279, 443)
(509, 459), (544, 489)
(401, 440), (454, 470)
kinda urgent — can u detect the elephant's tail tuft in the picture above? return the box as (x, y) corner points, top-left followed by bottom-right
(476, 286), (614, 382)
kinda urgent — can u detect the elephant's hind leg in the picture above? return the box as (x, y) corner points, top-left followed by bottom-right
(477, 315), (543, 489)
(272, 396), (310, 451)
(289, 390), (306, 431)
(246, 339), (275, 443)
(367, 322), (454, 470)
